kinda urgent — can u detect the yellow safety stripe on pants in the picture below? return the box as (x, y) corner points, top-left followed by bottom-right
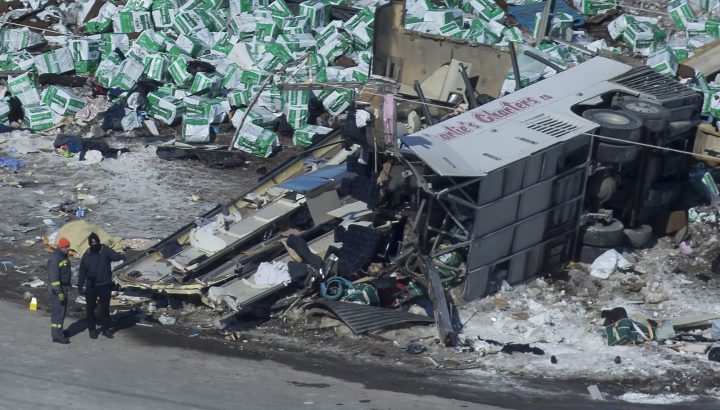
(51, 281), (61, 286)
(51, 324), (62, 328)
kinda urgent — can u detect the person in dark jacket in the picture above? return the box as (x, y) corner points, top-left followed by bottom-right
(48, 237), (72, 344)
(78, 233), (123, 339)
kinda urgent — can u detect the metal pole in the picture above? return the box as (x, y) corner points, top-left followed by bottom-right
(533, 0), (556, 46)
(458, 63), (478, 109)
(413, 80), (436, 125)
(524, 50), (565, 73)
(508, 42), (523, 91)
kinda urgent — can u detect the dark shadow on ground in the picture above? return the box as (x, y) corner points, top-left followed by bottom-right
(109, 310), (140, 334)
(66, 319), (88, 338)
(66, 310), (139, 338)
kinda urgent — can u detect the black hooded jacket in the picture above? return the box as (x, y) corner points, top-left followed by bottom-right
(78, 245), (123, 288)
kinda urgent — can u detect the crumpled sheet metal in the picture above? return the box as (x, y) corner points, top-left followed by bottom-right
(305, 300), (434, 334)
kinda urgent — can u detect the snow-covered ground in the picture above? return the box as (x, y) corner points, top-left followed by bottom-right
(0, 129), (258, 239)
(458, 224), (720, 404)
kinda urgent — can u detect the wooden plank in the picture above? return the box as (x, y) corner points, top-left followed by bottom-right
(693, 123), (720, 166)
(680, 40), (720, 77)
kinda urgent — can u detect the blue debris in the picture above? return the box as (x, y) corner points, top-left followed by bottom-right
(508, 2), (585, 33)
(0, 157), (24, 171)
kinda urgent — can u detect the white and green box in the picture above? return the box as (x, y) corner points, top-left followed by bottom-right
(293, 124), (332, 147)
(42, 86), (86, 116)
(229, 13), (257, 38)
(231, 105), (277, 128)
(321, 89), (352, 116)
(8, 72), (36, 95)
(255, 18), (280, 42)
(607, 14), (634, 40)
(185, 96), (228, 123)
(668, 0), (694, 30)
(181, 115), (212, 143)
(220, 63), (243, 89)
(573, 0), (616, 16)
(438, 21), (464, 38)
(229, 0), (256, 15)
(299, 0), (329, 29)
(144, 54), (169, 81)
(8, 72), (41, 105)
(2, 28), (43, 51)
(152, 0), (178, 28)
(233, 121), (279, 158)
(705, 17), (720, 38)
(283, 16), (310, 35)
(317, 31), (350, 62)
(278, 33), (317, 53)
(98, 33), (131, 57)
(23, 104), (55, 131)
(167, 34), (204, 57)
(646, 47), (677, 76)
(147, 92), (185, 124)
(94, 58), (119, 88)
(135, 29), (167, 52)
(126, 0), (153, 10)
(255, 43), (293, 71)
(4, 50), (35, 71)
(168, 55), (193, 85)
(173, 10), (205, 35)
(466, 0), (504, 21)
(34, 47), (74, 74)
(113, 9), (153, 33)
(111, 59), (144, 90)
(227, 88), (255, 107)
(687, 19), (707, 37)
(195, 9), (225, 32)
(0, 100), (10, 125)
(284, 104), (308, 129)
(623, 23), (655, 50)
(189, 72), (223, 94)
(68, 39), (100, 74)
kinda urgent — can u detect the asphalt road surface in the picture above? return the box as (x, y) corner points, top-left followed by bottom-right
(0, 300), (503, 410)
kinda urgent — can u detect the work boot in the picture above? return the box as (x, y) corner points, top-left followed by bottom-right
(52, 337), (70, 344)
(89, 328), (99, 339)
(101, 329), (114, 339)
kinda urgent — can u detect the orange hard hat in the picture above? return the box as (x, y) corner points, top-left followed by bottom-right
(57, 237), (70, 248)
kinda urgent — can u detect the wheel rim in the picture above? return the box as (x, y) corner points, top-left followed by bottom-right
(624, 101), (661, 114)
(594, 111), (631, 125)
